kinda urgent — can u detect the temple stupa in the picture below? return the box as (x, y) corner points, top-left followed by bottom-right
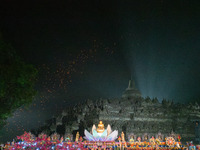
(122, 79), (141, 98)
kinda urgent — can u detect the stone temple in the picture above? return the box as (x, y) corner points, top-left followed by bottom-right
(34, 80), (200, 144)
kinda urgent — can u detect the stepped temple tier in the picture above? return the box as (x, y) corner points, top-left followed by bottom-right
(30, 79), (200, 145)
(2, 80), (200, 149)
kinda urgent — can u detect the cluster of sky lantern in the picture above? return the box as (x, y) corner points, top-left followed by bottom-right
(38, 40), (116, 96)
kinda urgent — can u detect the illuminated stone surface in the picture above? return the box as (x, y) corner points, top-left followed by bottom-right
(34, 80), (200, 143)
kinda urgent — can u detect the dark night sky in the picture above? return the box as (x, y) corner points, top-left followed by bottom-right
(0, 0), (200, 142)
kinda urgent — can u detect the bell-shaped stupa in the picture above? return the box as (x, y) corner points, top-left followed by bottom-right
(122, 79), (141, 98)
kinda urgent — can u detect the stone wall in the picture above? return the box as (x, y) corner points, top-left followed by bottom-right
(33, 97), (200, 143)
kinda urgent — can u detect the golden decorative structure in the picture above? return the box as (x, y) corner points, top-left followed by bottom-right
(97, 121), (105, 133)
(75, 132), (79, 142)
(121, 132), (125, 142)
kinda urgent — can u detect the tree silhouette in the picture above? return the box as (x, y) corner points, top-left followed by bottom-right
(0, 38), (37, 128)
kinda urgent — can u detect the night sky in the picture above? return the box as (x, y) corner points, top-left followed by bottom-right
(1, 0), (200, 142)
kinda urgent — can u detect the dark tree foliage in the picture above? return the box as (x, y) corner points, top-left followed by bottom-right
(0, 39), (37, 128)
